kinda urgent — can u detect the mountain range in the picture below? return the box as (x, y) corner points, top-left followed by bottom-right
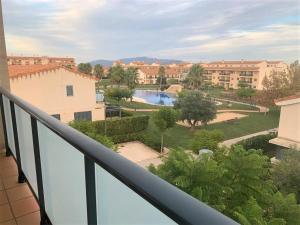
(89, 56), (185, 67)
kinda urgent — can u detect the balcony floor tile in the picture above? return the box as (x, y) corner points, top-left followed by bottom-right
(0, 149), (40, 225)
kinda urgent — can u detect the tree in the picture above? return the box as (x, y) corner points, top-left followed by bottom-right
(236, 88), (256, 104)
(78, 63), (92, 74)
(290, 60), (300, 91)
(272, 149), (300, 203)
(108, 65), (125, 86)
(149, 146), (300, 225)
(152, 108), (177, 153)
(105, 87), (133, 102)
(124, 67), (139, 90)
(191, 130), (224, 153)
(174, 91), (217, 131)
(184, 64), (204, 90)
(156, 66), (167, 91)
(93, 64), (104, 79)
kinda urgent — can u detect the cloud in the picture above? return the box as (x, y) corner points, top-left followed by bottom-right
(155, 24), (300, 59)
(2, 0), (300, 62)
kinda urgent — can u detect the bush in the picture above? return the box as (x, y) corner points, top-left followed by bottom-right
(106, 109), (133, 118)
(235, 132), (277, 157)
(190, 130), (224, 153)
(93, 115), (149, 136)
(110, 132), (145, 143)
(69, 121), (116, 150)
(167, 79), (179, 84)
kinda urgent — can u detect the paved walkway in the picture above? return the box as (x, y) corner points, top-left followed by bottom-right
(0, 149), (40, 225)
(220, 128), (278, 147)
(212, 97), (269, 113)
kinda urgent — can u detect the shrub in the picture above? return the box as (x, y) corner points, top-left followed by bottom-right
(190, 129), (224, 153)
(85, 132), (116, 151)
(235, 132), (277, 157)
(110, 132), (145, 143)
(93, 115), (149, 136)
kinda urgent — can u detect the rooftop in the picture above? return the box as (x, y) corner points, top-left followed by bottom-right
(8, 65), (98, 81)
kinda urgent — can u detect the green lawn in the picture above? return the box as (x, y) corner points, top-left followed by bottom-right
(106, 98), (166, 109)
(216, 101), (259, 110)
(129, 110), (280, 150)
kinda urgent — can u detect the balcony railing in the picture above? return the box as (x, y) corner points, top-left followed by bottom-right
(0, 87), (238, 225)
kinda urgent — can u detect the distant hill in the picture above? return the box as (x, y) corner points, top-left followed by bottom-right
(89, 56), (184, 67)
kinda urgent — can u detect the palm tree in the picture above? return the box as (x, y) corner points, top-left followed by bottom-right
(124, 67), (138, 90)
(184, 64), (204, 90)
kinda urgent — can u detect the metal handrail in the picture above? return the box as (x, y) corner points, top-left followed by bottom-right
(0, 87), (239, 225)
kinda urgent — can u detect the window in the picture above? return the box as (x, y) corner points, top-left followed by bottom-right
(66, 85), (73, 96)
(51, 114), (61, 120)
(74, 111), (92, 121)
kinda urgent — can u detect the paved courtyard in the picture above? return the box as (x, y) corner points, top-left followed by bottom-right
(117, 141), (163, 168)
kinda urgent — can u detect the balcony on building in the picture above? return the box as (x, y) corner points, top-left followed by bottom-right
(0, 87), (239, 225)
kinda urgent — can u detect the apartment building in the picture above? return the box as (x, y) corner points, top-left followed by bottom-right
(8, 64), (105, 122)
(202, 60), (288, 90)
(114, 61), (191, 84)
(7, 55), (76, 68)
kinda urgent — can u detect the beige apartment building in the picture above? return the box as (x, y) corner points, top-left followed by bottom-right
(8, 64), (105, 123)
(269, 94), (300, 150)
(7, 55), (75, 68)
(202, 60), (288, 90)
(113, 61), (191, 84)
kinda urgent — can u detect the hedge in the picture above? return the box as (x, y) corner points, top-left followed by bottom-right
(93, 115), (149, 136)
(235, 132), (278, 157)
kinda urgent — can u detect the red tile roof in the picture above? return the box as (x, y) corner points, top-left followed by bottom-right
(8, 65), (98, 81)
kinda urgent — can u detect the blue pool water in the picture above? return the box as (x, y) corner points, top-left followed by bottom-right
(134, 90), (176, 106)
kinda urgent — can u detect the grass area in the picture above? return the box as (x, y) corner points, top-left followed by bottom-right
(128, 110), (280, 150)
(136, 84), (160, 89)
(216, 101), (259, 111)
(106, 98), (165, 109)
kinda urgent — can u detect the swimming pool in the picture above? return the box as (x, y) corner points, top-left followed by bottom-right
(134, 90), (176, 106)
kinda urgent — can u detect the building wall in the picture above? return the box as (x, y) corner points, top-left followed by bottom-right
(203, 61), (288, 90)
(10, 68), (105, 123)
(7, 56), (75, 67)
(277, 103), (300, 144)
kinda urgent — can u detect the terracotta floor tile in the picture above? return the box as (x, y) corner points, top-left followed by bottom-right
(0, 220), (17, 225)
(2, 177), (25, 190)
(0, 192), (8, 205)
(10, 197), (39, 218)
(16, 211), (40, 225)
(0, 166), (18, 179)
(6, 186), (32, 203)
(0, 157), (15, 169)
(0, 204), (13, 223)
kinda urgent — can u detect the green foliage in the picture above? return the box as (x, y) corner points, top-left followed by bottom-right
(184, 64), (204, 89)
(93, 115), (149, 136)
(153, 108), (178, 152)
(105, 87), (134, 102)
(272, 150), (300, 203)
(78, 63), (92, 74)
(237, 88), (256, 99)
(156, 66), (168, 91)
(124, 67), (139, 90)
(191, 130), (224, 153)
(167, 78), (179, 84)
(69, 120), (115, 150)
(93, 64), (104, 79)
(235, 132), (278, 157)
(290, 60), (300, 91)
(109, 65), (125, 85)
(150, 146), (300, 224)
(174, 90), (217, 130)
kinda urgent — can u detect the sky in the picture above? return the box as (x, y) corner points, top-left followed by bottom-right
(2, 0), (300, 63)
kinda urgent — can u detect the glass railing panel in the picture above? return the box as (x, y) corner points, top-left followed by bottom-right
(37, 121), (88, 225)
(95, 165), (176, 225)
(15, 104), (38, 195)
(2, 95), (16, 157)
